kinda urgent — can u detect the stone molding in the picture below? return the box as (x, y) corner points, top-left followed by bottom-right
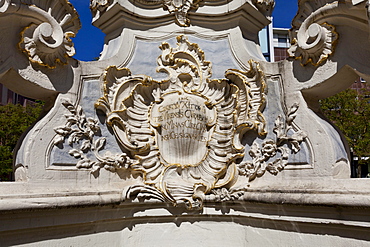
(1, 188), (370, 245)
(1, 3), (370, 245)
(2, 178), (370, 211)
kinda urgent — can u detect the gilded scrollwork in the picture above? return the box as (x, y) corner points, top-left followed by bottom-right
(288, 22), (338, 66)
(288, 1), (341, 66)
(0, 0), (9, 12)
(96, 35), (267, 209)
(0, 0), (81, 68)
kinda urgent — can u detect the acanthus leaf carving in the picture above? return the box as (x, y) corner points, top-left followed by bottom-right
(97, 35), (267, 209)
(288, 1), (345, 66)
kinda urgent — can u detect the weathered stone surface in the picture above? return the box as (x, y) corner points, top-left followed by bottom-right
(0, 0), (370, 245)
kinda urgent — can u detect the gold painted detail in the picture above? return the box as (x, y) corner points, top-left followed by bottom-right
(11, 0), (81, 68)
(288, 22), (338, 66)
(90, 0), (111, 16)
(96, 35), (267, 209)
(163, 0), (203, 27)
(53, 100), (131, 172)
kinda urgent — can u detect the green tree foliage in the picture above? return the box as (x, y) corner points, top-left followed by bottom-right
(0, 102), (43, 181)
(320, 87), (370, 166)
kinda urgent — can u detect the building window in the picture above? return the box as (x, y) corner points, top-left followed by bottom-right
(273, 33), (290, 48)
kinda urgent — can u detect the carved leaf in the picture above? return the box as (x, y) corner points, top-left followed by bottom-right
(287, 103), (299, 125)
(91, 162), (102, 173)
(290, 131), (307, 153)
(273, 115), (285, 139)
(95, 137), (106, 151)
(54, 126), (72, 136)
(81, 140), (91, 152)
(76, 105), (86, 121)
(76, 159), (92, 169)
(68, 132), (82, 145)
(68, 149), (82, 158)
(65, 114), (78, 124)
(266, 158), (283, 175)
(53, 135), (65, 145)
(62, 101), (76, 114)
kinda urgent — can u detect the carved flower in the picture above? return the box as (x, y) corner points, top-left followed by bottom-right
(261, 139), (277, 158)
(86, 117), (100, 138)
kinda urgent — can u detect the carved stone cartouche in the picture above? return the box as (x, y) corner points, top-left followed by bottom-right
(95, 35), (268, 208)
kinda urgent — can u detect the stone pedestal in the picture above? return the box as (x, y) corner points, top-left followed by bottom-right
(0, 0), (370, 245)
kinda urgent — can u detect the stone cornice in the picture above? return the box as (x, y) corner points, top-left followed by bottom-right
(92, 0), (270, 35)
(2, 179), (370, 212)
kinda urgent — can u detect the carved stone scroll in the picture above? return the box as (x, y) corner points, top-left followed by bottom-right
(0, 0), (81, 100)
(2, 0), (80, 68)
(90, 0), (111, 16)
(288, 22), (338, 66)
(288, 0), (340, 66)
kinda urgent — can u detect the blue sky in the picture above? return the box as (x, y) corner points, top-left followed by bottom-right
(69, 0), (298, 61)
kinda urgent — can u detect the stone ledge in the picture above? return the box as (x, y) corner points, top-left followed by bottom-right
(1, 179), (370, 212)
